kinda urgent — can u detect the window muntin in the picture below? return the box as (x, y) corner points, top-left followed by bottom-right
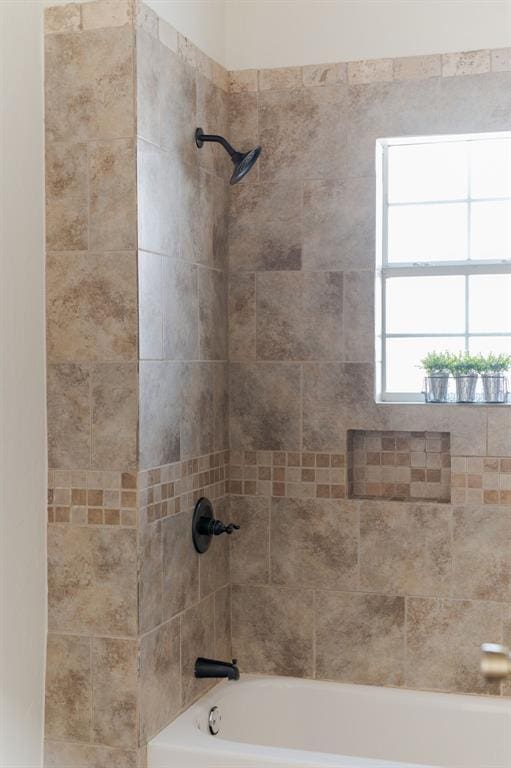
(379, 133), (511, 401)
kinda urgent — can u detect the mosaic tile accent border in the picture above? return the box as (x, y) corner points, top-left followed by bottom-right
(348, 430), (451, 503)
(229, 450), (346, 499)
(47, 469), (138, 526)
(452, 457), (511, 506)
(229, 47), (511, 92)
(139, 450), (229, 524)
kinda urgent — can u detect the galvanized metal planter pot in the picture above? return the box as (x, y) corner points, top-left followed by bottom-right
(481, 374), (508, 404)
(455, 374), (478, 403)
(423, 374), (450, 403)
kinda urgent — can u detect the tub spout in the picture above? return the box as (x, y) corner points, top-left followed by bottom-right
(195, 657), (240, 681)
(480, 643), (511, 680)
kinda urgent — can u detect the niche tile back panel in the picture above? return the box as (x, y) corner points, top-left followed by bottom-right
(348, 430), (451, 502)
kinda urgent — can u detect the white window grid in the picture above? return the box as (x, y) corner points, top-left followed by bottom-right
(379, 133), (511, 403)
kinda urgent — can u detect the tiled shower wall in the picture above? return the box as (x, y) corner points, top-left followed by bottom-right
(44, 2), (231, 765)
(227, 53), (511, 696)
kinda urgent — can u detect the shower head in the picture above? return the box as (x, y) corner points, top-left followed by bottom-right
(195, 128), (261, 185)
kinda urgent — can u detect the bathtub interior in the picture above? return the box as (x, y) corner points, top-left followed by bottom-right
(149, 676), (511, 768)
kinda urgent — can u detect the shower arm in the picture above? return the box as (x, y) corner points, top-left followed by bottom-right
(195, 128), (241, 160)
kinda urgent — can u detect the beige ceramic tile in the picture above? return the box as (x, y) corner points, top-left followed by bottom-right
(213, 362), (229, 452)
(44, 4), (82, 34)
(232, 585), (314, 677)
(488, 408), (511, 456)
(181, 596), (215, 705)
(406, 597), (501, 694)
(199, 268), (228, 361)
(45, 634), (91, 741)
(393, 55), (441, 80)
(44, 742), (137, 768)
(229, 69), (258, 93)
(229, 273), (256, 360)
(159, 18), (178, 53)
(138, 251), (163, 361)
(258, 67), (302, 91)
(137, 138), (179, 257)
(230, 496), (270, 584)
(302, 62), (347, 87)
(47, 363), (91, 470)
(348, 58), (394, 84)
(139, 362), (181, 469)
(47, 252), (137, 363)
(139, 618), (181, 742)
(48, 525), (137, 635)
(162, 257), (199, 360)
(136, 1), (158, 37)
(92, 637), (138, 748)
(491, 48), (511, 72)
(271, 498), (358, 589)
(214, 585), (232, 660)
(360, 502), (451, 596)
(315, 591), (405, 685)
(162, 510), (200, 618)
(136, 27), (160, 145)
(138, 521), (162, 633)
(179, 362), (215, 459)
(89, 139), (137, 251)
(442, 50), (490, 77)
(45, 142), (88, 252)
(228, 92), (259, 159)
(91, 363), (138, 471)
(343, 271), (374, 363)
(82, 1), (132, 30)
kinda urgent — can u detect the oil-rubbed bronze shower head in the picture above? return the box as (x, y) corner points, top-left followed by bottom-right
(195, 127), (261, 185)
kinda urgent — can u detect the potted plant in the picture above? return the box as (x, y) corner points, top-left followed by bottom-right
(420, 351), (453, 403)
(479, 352), (510, 403)
(450, 352), (481, 403)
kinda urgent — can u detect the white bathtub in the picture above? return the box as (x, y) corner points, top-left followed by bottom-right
(149, 675), (511, 768)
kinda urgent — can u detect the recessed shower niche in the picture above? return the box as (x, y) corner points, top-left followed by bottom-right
(347, 430), (451, 502)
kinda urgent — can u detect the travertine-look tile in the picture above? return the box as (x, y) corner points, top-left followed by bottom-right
(229, 69), (258, 93)
(162, 510), (199, 618)
(92, 637), (138, 748)
(348, 58), (394, 84)
(180, 165), (228, 270)
(45, 142), (88, 251)
(138, 251), (163, 360)
(136, 28), (160, 145)
(139, 362), (181, 469)
(343, 271), (374, 362)
(315, 592), (405, 685)
(488, 408), (511, 456)
(256, 271), (343, 361)
(229, 181), (302, 271)
(180, 363), (214, 459)
(442, 50), (490, 77)
(230, 496), (270, 584)
(139, 618), (181, 743)
(137, 139), (179, 257)
(45, 26), (134, 143)
(44, 4), (81, 34)
(199, 268), (228, 361)
(406, 598), (501, 694)
(45, 634), (91, 741)
(271, 498), (358, 589)
(181, 596), (215, 705)
(48, 526), (137, 635)
(159, 18), (178, 53)
(47, 363), (91, 469)
(44, 742), (137, 768)
(360, 502), (451, 596)
(162, 257), (199, 360)
(491, 48), (511, 72)
(196, 74), (229, 178)
(47, 252), (137, 363)
(213, 362), (229, 451)
(303, 177), (375, 270)
(82, 0), (132, 30)
(137, 0), (158, 37)
(302, 62), (347, 87)
(258, 67), (302, 91)
(214, 585), (232, 660)
(228, 92), (259, 162)
(452, 507), (511, 601)
(160, 46), (197, 166)
(232, 585), (313, 677)
(230, 362), (301, 450)
(229, 273), (256, 360)
(448, 407), (487, 457)
(91, 363), (138, 471)
(89, 139), (136, 251)
(138, 521), (162, 633)
(393, 55), (441, 81)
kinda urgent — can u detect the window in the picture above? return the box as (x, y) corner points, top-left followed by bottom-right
(377, 132), (511, 401)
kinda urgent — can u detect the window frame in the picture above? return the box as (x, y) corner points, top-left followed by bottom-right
(377, 132), (511, 403)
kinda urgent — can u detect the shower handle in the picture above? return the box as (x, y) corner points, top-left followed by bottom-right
(480, 643), (511, 680)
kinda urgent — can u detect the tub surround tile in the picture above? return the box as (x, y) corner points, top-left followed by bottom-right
(162, 510), (200, 619)
(162, 258), (199, 361)
(259, 66), (302, 91)
(442, 50), (491, 77)
(393, 55), (442, 80)
(229, 273), (256, 361)
(139, 362), (181, 470)
(406, 598), (501, 694)
(139, 619), (181, 743)
(138, 521), (162, 633)
(199, 268), (228, 361)
(92, 637), (138, 748)
(91, 364), (138, 471)
(232, 585), (314, 677)
(81, 1), (133, 30)
(348, 58), (394, 85)
(230, 496), (270, 584)
(491, 48), (511, 72)
(181, 596), (216, 706)
(302, 62), (347, 87)
(315, 592), (405, 686)
(229, 69), (258, 93)
(228, 92), (259, 161)
(138, 251), (163, 361)
(44, 4), (82, 34)
(45, 634), (91, 742)
(214, 585), (232, 660)
(44, 742), (137, 768)
(47, 363), (91, 470)
(45, 142), (88, 251)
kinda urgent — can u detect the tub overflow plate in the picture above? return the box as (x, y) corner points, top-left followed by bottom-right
(208, 705), (221, 735)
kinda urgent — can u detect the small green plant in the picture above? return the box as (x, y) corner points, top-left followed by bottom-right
(449, 352), (482, 376)
(478, 352), (511, 374)
(420, 351), (453, 375)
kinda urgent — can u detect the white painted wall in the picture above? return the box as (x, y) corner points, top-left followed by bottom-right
(0, 2), (47, 767)
(146, 0), (227, 65)
(225, 0), (511, 70)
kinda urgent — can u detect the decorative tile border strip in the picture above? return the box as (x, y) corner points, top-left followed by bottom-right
(229, 450), (346, 499)
(139, 450), (229, 524)
(47, 469), (138, 527)
(348, 430), (451, 503)
(452, 457), (511, 506)
(229, 47), (511, 92)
